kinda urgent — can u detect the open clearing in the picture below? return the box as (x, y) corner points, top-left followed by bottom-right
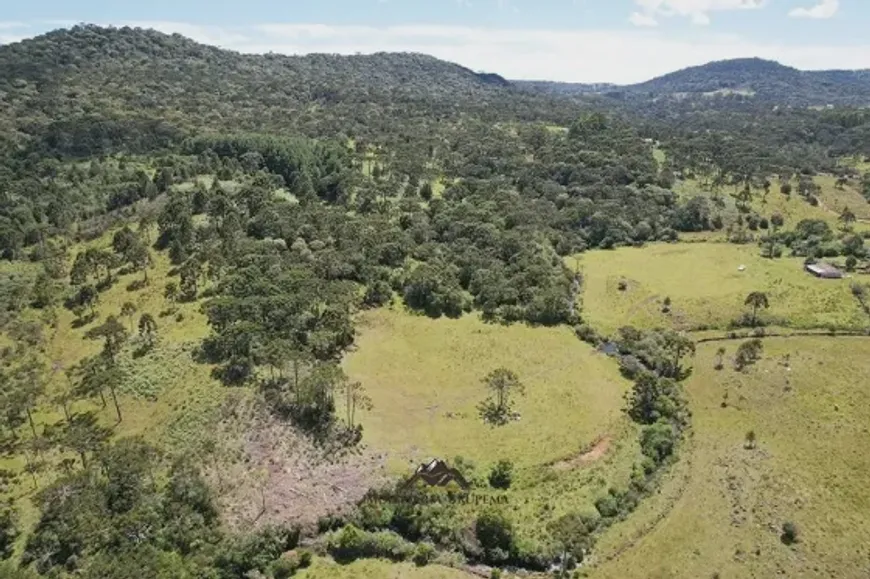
(298, 558), (475, 578)
(345, 308), (632, 470)
(576, 242), (867, 335)
(344, 308), (641, 542)
(593, 336), (870, 578)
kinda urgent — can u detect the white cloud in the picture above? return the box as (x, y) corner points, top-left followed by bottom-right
(4, 21), (870, 83)
(0, 23), (29, 45)
(789, 0), (839, 19)
(629, 11), (659, 26)
(632, 0), (766, 26)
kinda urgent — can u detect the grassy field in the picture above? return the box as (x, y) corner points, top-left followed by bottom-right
(576, 243), (867, 335)
(298, 558), (476, 579)
(344, 308), (641, 541)
(592, 336), (870, 578)
(345, 309), (632, 470)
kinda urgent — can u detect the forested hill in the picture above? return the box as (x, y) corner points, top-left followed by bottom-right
(632, 58), (870, 104)
(516, 58), (870, 106)
(0, 25), (544, 157)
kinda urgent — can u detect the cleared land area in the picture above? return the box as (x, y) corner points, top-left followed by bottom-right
(577, 243), (867, 335)
(345, 308), (632, 470)
(593, 337), (870, 578)
(344, 308), (641, 540)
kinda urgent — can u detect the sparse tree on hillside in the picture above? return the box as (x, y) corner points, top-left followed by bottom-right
(59, 412), (111, 468)
(715, 347), (726, 370)
(138, 213), (156, 242)
(735, 339), (764, 371)
(138, 313), (158, 347)
(744, 291), (769, 327)
(6, 358), (47, 438)
(770, 213), (784, 231)
(127, 240), (152, 283)
(120, 302), (137, 332)
(88, 316), (128, 364)
(840, 206), (857, 230)
(341, 380), (372, 428)
(78, 284), (99, 316)
(164, 281), (180, 304)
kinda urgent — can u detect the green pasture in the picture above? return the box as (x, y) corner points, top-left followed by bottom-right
(593, 336), (870, 578)
(575, 243), (867, 335)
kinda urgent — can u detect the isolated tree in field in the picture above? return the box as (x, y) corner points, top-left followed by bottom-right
(744, 430), (757, 449)
(781, 521), (799, 545)
(479, 368), (525, 425)
(744, 291), (769, 326)
(735, 339), (764, 371)
(839, 206), (857, 230)
(714, 347), (726, 371)
(164, 281), (180, 305)
(120, 302), (137, 332)
(138, 313), (158, 347)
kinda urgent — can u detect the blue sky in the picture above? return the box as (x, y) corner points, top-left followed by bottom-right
(1, 0), (868, 83)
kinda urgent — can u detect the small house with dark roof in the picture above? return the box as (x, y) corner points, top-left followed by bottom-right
(805, 262), (843, 279)
(401, 459), (469, 490)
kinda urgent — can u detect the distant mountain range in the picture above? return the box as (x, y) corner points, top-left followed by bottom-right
(515, 58), (870, 106)
(2, 24), (869, 155)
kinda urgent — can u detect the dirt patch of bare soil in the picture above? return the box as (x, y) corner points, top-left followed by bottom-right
(550, 435), (613, 472)
(202, 394), (390, 532)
